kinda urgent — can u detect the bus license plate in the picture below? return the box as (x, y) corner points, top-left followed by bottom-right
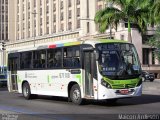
(120, 89), (129, 94)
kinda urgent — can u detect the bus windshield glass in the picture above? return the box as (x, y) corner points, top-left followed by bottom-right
(96, 43), (141, 80)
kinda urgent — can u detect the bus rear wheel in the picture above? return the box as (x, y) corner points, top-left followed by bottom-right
(70, 84), (83, 105)
(22, 82), (32, 100)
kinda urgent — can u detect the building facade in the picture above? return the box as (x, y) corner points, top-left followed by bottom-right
(0, 0), (8, 66)
(7, 0), (160, 78)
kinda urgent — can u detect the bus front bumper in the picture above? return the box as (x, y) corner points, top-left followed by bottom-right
(99, 85), (142, 100)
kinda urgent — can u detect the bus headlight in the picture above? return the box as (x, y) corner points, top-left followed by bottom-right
(101, 79), (112, 89)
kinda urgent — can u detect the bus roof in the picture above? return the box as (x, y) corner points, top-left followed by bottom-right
(8, 39), (128, 53)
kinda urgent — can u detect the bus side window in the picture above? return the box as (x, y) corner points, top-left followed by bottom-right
(47, 48), (62, 68)
(63, 46), (80, 68)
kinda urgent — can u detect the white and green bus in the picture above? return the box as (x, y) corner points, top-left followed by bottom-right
(7, 39), (142, 104)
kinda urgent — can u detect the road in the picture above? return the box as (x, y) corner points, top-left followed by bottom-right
(0, 80), (160, 120)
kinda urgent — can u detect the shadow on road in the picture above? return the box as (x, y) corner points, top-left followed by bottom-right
(0, 87), (7, 91)
(22, 94), (160, 107)
(89, 94), (160, 107)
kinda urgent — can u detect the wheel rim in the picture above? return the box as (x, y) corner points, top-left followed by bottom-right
(23, 85), (29, 97)
(72, 88), (80, 102)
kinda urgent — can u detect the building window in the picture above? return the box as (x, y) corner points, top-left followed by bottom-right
(53, 25), (56, 33)
(28, 12), (30, 19)
(60, 1), (63, 9)
(17, 24), (19, 31)
(77, 8), (80, 17)
(34, 0), (36, 7)
(46, 0), (49, 4)
(23, 4), (25, 11)
(40, 8), (42, 15)
(61, 23), (64, 31)
(34, 20), (36, 27)
(46, 16), (49, 24)
(87, 22), (89, 33)
(34, 29), (36, 36)
(68, 0), (71, 7)
(40, 0), (42, 5)
(28, 30), (30, 37)
(28, 2), (30, 9)
(46, 6), (49, 14)
(98, 5), (102, 10)
(68, 10), (72, 19)
(23, 14), (25, 20)
(40, 27), (43, 35)
(77, 19), (80, 28)
(40, 18), (42, 25)
(53, 14), (56, 22)
(77, 0), (80, 5)
(60, 12), (64, 21)
(142, 48), (149, 65)
(53, 4), (56, 12)
(46, 26), (49, 34)
(68, 22), (72, 30)
(28, 22), (30, 28)
(23, 23), (25, 30)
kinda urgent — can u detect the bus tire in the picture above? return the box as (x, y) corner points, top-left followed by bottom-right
(70, 84), (83, 105)
(22, 82), (32, 100)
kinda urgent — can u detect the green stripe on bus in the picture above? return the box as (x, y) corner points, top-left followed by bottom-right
(76, 74), (81, 84)
(99, 39), (127, 43)
(47, 75), (50, 83)
(64, 41), (81, 46)
(103, 77), (139, 89)
(17, 76), (22, 83)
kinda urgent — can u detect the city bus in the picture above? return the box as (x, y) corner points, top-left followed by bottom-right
(7, 39), (142, 104)
(0, 66), (7, 87)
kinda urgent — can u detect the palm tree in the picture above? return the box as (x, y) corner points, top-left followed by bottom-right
(94, 0), (151, 43)
(152, 0), (160, 24)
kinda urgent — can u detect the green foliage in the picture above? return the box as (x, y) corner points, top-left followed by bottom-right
(152, 0), (160, 24)
(147, 26), (160, 61)
(94, 0), (153, 40)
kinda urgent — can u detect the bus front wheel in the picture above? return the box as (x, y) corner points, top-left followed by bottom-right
(70, 84), (83, 105)
(22, 82), (32, 100)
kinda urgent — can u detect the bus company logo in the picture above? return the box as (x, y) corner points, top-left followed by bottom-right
(25, 72), (37, 78)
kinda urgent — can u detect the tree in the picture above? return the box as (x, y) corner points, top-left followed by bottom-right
(152, 0), (160, 24)
(147, 26), (160, 61)
(94, 0), (152, 43)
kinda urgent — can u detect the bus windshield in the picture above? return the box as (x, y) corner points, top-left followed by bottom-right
(96, 43), (141, 80)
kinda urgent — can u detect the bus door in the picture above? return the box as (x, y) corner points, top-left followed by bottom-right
(83, 51), (95, 98)
(8, 54), (19, 91)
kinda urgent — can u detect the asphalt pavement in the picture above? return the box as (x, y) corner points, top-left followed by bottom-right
(0, 80), (160, 120)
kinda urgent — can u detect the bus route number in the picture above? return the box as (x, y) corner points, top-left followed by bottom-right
(59, 73), (70, 78)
